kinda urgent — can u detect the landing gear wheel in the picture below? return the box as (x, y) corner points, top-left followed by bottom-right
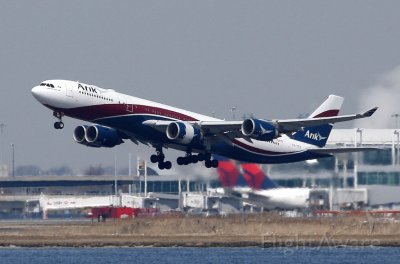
(182, 157), (190, 165)
(53, 122), (64, 129)
(205, 159), (212, 168)
(177, 153), (203, 166)
(211, 159), (219, 168)
(150, 155), (158, 163)
(152, 147), (172, 170)
(157, 154), (165, 163)
(164, 161), (172, 170)
(197, 153), (205, 162)
(53, 111), (65, 129)
(191, 155), (199, 163)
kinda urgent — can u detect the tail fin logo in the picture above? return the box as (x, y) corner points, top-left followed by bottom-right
(304, 130), (327, 141)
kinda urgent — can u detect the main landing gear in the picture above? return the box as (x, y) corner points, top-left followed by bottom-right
(150, 147), (172, 170)
(53, 111), (64, 130)
(150, 147), (219, 170)
(177, 153), (219, 168)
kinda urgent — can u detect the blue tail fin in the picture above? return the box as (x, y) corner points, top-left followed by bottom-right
(291, 124), (333, 147)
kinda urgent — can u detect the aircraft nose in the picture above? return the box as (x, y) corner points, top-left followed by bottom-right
(31, 86), (44, 102)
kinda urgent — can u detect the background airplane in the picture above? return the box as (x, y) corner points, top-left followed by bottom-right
(211, 157), (311, 210)
(31, 80), (377, 170)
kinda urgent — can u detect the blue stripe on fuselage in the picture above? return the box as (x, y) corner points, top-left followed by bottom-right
(93, 114), (332, 163)
(210, 140), (331, 164)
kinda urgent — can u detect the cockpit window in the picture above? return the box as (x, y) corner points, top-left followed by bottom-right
(40, 83), (54, 88)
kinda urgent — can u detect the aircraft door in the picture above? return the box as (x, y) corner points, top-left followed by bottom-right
(124, 96), (134, 112)
(66, 82), (74, 98)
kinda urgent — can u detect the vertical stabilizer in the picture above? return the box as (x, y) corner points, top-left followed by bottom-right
(214, 155), (279, 190)
(241, 163), (278, 190)
(215, 155), (247, 187)
(291, 95), (343, 147)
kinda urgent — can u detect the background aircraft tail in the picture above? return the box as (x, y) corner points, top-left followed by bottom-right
(216, 156), (248, 188)
(241, 163), (277, 190)
(215, 155), (278, 190)
(291, 95), (344, 147)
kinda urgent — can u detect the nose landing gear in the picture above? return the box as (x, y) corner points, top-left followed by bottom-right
(53, 111), (64, 130)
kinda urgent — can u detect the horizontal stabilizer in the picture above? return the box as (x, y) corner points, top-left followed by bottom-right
(308, 147), (381, 154)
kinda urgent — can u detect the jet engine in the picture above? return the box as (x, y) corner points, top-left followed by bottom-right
(73, 125), (89, 145)
(241, 119), (279, 141)
(73, 125), (124, 148)
(166, 122), (202, 145)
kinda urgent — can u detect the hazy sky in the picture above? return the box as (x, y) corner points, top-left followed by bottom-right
(0, 1), (399, 173)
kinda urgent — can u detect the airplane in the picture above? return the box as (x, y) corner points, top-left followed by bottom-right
(31, 80), (378, 170)
(211, 157), (311, 210)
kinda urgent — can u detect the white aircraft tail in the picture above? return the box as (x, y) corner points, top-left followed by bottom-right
(292, 95), (344, 147)
(308, 95), (344, 118)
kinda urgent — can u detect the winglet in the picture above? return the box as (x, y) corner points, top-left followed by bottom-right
(363, 107), (378, 117)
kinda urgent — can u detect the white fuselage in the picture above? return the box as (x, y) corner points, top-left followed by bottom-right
(209, 187), (310, 210)
(31, 79), (329, 164)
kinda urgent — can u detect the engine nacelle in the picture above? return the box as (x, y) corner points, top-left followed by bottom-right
(166, 122), (202, 145)
(241, 119), (279, 141)
(73, 125), (123, 148)
(73, 125), (88, 145)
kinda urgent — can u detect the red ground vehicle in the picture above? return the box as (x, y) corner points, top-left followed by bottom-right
(89, 207), (159, 221)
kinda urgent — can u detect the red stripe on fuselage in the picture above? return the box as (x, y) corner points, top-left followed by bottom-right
(46, 104), (198, 122)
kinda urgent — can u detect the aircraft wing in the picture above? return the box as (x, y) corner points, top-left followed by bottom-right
(142, 119), (244, 137)
(141, 120), (174, 133)
(308, 147), (381, 154)
(273, 107), (378, 133)
(142, 107), (378, 137)
(199, 107), (378, 135)
(198, 121), (243, 136)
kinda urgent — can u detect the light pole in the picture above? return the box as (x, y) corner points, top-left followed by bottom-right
(0, 123), (5, 166)
(392, 113), (400, 129)
(114, 152), (117, 195)
(230, 106), (237, 120)
(11, 143), (14, 178)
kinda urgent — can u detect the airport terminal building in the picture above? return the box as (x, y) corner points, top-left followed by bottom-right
(0, 129), (399, 217)
(270, 129), (400, 208)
